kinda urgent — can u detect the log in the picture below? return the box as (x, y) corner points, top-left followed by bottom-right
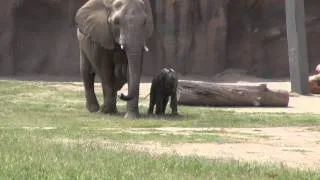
(177, 80), (289, 107)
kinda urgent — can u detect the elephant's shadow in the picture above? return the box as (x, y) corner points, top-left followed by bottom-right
(144, 113), (184, 121)
(106, 111), (184, 121)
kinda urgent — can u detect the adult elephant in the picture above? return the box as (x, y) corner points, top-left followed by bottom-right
(75, 0), (154, 118)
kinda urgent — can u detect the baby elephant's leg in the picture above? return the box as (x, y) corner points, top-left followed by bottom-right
(155, 96), (164, 115)
(148, 92), (155, 114)
(170, 93), (178, 115)
(161, 96), (169, 114)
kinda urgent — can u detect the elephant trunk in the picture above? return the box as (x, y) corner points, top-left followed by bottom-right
(119, 47), (143, 101)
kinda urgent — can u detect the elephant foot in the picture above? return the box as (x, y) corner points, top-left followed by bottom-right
(100, 104), (118, 114)
(86, 102), (100, 113)
(171, 111), (179, 116)
(155, 111), (165, 115)
(124, 111), (139, 119)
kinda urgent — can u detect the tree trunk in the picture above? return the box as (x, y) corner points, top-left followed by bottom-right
(177, 80), (289, 107)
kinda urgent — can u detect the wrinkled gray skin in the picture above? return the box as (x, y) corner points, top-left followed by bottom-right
(76, 0), (154, 119)
(148, 68), (178, 115)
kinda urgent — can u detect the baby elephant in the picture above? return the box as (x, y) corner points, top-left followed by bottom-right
(148, 68), (178, 115)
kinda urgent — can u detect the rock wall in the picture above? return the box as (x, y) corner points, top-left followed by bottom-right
(227, 0), (320, 77)
(0, 0), (320, 78)
(0, 1), (15, 75)
(146, 0), (228, 76)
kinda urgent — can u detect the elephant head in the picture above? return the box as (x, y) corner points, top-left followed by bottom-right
(75, 0), (154, 101)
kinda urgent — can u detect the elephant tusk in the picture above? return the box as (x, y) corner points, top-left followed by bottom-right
(144, 45), (149, 52)
(120, 45), (125, 50)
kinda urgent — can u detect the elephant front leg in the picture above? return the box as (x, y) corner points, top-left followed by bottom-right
(125, 97), (139, 119)
(80, 52), (99, 113)
(101, 83), (118, 114)
(148, 93), (155, 115)
(148, 85), (156, 115)
(170, 93), (178, 115)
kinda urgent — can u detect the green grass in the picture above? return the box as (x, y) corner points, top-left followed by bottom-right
(0, 80), (320, 179)
(0, 80), (320, 129)
(0, 127), (240, 144)
(0, 130), (319, 180)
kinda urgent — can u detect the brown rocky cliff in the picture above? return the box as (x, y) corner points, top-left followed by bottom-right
(0, 0), (319, 78)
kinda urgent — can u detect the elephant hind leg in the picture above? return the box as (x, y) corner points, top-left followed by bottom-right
(80, 51), (99, 112)
(155, 96), (165, 115)
(161, 96), (169, 114)
(114, 64), (128, 88)
(170, 93), (178, 115)
(114, 64), (122, 81)
(155, 100), (161, 115)
(113, 48), (128, 83)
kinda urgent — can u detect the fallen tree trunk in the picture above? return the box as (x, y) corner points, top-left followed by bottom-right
(177, 80), (289, 107)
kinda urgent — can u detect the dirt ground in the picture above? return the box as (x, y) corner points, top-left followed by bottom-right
(118, 70), (320, 170)
(118, 126), (320, 170)
(53, 126), (320, 170)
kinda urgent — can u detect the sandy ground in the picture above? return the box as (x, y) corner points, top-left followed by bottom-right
(120, 127), (320, 170)
(53, 126), (320, 170)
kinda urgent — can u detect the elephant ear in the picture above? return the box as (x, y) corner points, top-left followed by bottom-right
(142, 0), (154, 40)
(75, 0), (115, 49)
